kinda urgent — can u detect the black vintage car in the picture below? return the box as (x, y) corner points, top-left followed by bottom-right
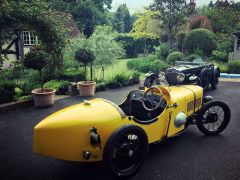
(144, 58), (220, 90)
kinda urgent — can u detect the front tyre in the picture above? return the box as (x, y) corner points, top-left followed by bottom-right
(197, 101), (231, 136)
(103, 125), (149, 178)
(144, 77), (152, 88)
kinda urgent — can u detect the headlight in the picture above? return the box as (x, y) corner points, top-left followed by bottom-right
(158, 71), (166, 80)
(176, 73), (185, 83)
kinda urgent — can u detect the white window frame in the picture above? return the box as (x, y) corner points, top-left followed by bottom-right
(22, 31), (39, 46)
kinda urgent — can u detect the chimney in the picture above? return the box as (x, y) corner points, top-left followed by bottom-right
(189, 0), (196, 15)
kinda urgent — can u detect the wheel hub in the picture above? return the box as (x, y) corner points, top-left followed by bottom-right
(129, 150), (134, 157)
(206, 112), (218, 123)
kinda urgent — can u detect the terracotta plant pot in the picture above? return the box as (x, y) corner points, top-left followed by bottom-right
(32, 88), (56, 107)
(77, 81), (96, 97)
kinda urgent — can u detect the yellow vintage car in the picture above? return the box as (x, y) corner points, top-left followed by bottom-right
(33, 72), (231, 178)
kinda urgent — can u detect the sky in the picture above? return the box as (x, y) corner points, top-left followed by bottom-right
(111, 0), (240, 14)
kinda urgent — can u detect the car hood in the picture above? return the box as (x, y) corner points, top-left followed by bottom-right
(35, 98), (126, 130)
(167, 64), (199, 72)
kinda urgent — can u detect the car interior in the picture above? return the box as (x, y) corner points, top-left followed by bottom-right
(119, 89), (167, 123)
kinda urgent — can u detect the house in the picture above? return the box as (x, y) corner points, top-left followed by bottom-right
(189, 0), (213, 31)
(1, 12), (80, 68)
(229, 30), (240, 62)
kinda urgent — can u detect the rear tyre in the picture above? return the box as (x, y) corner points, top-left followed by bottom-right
(196, 101), (231, 136)
(211, 69), (220, 90)
(103, 125), (149, 178)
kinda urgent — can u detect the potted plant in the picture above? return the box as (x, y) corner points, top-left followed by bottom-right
(23, 48), (56, 107)
(75, 48), (96, 97)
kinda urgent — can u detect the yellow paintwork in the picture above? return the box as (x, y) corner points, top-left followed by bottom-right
(33, 85), (203, 162)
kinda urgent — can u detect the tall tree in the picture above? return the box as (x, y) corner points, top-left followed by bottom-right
(151, 0), (189, 48)
(198, 5), (239, 34)
(130, 10), (162, 54)
(48, 0), (112, 37)
(113, 4), (132, 33)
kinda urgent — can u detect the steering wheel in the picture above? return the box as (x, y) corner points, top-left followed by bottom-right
(142, 86), (163, 111)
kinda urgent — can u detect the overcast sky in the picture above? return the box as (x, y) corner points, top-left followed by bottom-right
(111, 0), (240, 14)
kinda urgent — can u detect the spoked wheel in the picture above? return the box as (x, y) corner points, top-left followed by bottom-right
(197, 101), (231, 136)
(103, 125), (148, 178)
(152, 78), (161, 86)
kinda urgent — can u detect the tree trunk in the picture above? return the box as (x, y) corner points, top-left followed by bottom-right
(39, 70), (43, 93)
(84, 65), (87, 84)
(90, 62), (93, 81)
(168, 30), (173, 49)
(102, 66), (105, 80)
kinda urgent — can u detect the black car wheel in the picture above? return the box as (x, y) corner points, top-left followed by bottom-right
(211, 69), (220, 90)
(103, 125), (149, 178)
(144, 77), (152, 87)
(200, 68), (210, 91)
(197, 101), (231, 136)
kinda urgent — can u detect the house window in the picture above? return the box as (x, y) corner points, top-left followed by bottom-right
(22, 31), (39, 46)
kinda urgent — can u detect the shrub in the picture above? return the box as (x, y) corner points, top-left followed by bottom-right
(96, 82), (107, 92)
(17, 71), (41, 95)
(228, 61), (240, 74)
(185, 28), (216, 56)
(155, 43), (170, 60)
(60, 69), (85, 82)
(210, 50), (228, 63)
(214, 33), (233, 53)
(106, 73), (131, 89)
(185, 54), (201, 61)
(44, 80), (69, 95)
(213, 62), (228, 73)
(127, 56), (168, 73)
(167, 52), (185, 64)
(130, 71), (141, 84)
(0, 81), (15, 104)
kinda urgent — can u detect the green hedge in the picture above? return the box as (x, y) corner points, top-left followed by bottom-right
(155, 43), (171, 60)
(127, 56), (168, 73)
(60, 69), (85, 82)
(167, 52), (184, 64)
(185, 28), (216, 56)
(210, 50), (228, 63)
(0, 81), (15, 104)
(228, 61), (240, 74)
(44, 80), (69, 95)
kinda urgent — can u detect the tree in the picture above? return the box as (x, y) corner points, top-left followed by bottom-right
(151, 0), (189, 48)
(185, 28), (216, 56)
(86, 25), (125, 79)
(198, 5), (239, 34)
(75, 49), (95, 83)
(23, 48), (48, 92)
(113, 4), (132, 33)
(130, 10), (162, 54)
(49, 0), (112, 37)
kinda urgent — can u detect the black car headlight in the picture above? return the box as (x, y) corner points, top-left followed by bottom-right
(176, 73), (185, 83)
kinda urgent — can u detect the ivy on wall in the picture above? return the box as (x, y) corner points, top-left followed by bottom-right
(0, 0), (68, 77)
